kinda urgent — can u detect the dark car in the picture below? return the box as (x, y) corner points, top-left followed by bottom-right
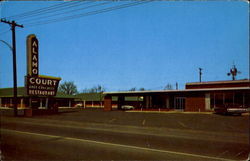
(214, 103), (249, 115)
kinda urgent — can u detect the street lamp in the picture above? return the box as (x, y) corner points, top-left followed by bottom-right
(0, 39), (18, 116)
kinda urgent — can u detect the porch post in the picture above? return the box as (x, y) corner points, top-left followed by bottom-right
(40, 98), (43, 108)
(213, 93), (216, 108)
(205, 93), (210, 111)
(69, 100), (71, 107)
(29, 97), (32, 108)
(117, 96), (125, 110)
(223, 93), (225, 104)
(243, 92), (245, 107)
(45, 98), (49, 109)
(20, 98), (23, 108)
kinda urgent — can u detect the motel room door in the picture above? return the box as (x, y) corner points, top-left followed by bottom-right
(174, 97), (185, 110)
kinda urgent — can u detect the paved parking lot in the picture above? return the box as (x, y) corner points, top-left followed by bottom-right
(37, 108), (249, 133)
(1, 108), (249, 160)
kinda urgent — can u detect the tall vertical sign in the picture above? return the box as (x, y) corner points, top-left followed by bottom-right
(26, 34), (61, 96)
(27, 34), (39, 76)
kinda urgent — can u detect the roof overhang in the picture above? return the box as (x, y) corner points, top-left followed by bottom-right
(104, 87), (250, 96)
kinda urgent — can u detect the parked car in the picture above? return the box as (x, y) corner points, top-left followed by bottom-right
(214, 104), (248, 115)
(74, 103), (83, 107)
(121, 105), (135, 110)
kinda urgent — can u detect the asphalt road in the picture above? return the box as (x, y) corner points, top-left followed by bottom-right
(1, 109), (249, 161)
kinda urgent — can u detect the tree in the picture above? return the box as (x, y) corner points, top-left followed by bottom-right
(96, 85), (105, 93)
(164, 83), (173, 90)
(58, 81), (78, 95)
(129, 87), (136, 91)
(82, 85), (105, 93)
(139, 87), (145, 91)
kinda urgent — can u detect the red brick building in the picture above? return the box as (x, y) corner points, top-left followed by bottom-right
(104, 79), (250, 112)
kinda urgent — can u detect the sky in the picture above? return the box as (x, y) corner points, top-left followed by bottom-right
(0, 0), (249, 92)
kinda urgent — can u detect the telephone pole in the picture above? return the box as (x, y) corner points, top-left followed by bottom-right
(1, 19), (23, 116)
(199, 68), (203, 82)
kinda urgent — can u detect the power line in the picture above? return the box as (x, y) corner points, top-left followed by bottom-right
(3, 1), (81, 20)
(16, 1), (90, 21)
(0, 29), (10, 35)
(20, 1), (111, 24)
(25, 1), (152, 27)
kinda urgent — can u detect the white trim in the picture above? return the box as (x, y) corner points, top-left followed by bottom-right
(104, 87), (250, 95)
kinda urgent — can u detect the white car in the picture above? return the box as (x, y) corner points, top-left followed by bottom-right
(74, 103), (83, 107)
(121, 105), (135, 110)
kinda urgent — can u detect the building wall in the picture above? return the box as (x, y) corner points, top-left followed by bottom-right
(186, 80), (250, 89)
(104, 95), (112, 111)
(185, 94), (206, 112)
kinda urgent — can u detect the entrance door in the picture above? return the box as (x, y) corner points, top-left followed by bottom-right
(174, 97), (185, 110)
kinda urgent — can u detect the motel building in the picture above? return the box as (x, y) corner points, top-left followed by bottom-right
(0, 79), (249, 113)
(103, 79), (250, 112)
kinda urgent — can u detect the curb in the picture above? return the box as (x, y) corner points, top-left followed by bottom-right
(126, 110), (213, 114)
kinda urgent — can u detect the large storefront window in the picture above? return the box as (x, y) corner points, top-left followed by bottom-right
(174, 97), (185, 110)
(211, 91), (249, 108)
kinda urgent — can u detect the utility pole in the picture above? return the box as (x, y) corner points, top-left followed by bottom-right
(1, 19), (23, 116)
(199, 68), (203, 82)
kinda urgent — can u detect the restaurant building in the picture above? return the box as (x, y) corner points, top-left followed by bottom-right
(0, 87), (75, 109)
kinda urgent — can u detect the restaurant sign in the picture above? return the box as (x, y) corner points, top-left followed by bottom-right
(26, 34), (61, 96)
(27, 34), (39, 77)
(26, 75), (61, 96)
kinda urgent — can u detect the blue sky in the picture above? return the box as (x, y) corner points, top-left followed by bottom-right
(0, 1), (249, 91)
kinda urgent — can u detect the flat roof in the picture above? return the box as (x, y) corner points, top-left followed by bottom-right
(104, 87), (250, 95)
(0, 87), (76, 98)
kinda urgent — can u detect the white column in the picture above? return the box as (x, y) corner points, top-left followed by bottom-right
(20, 98), (24, 108)
(45, 98), (49, 109)
(40, 98), (43, 108)
(205, 93), (211, 110)
(10, 98), (13, 107)
(69, 100), (71, 107)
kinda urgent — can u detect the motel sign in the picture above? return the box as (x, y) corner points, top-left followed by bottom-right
(26, 34), (61, 96)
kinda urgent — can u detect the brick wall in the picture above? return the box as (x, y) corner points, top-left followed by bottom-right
(104, 95), (112, 111)
(185, 95), (205, 112)
(186, 80), (250, 89)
